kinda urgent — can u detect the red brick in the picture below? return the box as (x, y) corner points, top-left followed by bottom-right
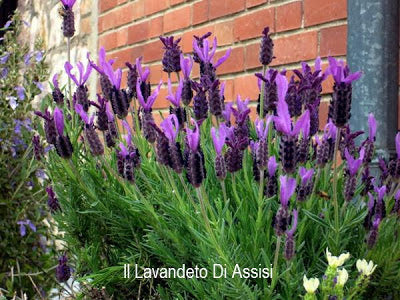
(170, 0), (185, 5)
(149, 16), (164, 39)
(99, 0), (118, 14)
(214, 21), (234, 46)
(143, 40), (164, 63)
(181, 25), (215, 53)
(320, 25), (347, 57)
(108, 46), (143, 69)
(216, 47), (245, 75)
(116, 27), (129, 48)
(318, 101), (329, 130)
(164, 6), (191, 33)
(245, 43), (262, 70)
(144, 0), (169, 15)
(117, 0), (128, 4)
(148, 64), (168, 85)
(234, 8), (275, 42)
(222, 79), (234, 101)
(271, 31), (318, 66)
(153, 86), (170, 109)
(276, 1), (302, 32)
(209, 0), (245, 20)
(99, 32), (117, 51)
(127, 21), (149, 44)
(304, 0), (347, 26)
(234, 74), (259, 100)
(246, 0), (267, 8)
(99, 3), (135, 32)
(321, 63), (334, 94)
(193, 0), (208, 25)
(133, 0), (145, 21)
(153, 110), (169, 125)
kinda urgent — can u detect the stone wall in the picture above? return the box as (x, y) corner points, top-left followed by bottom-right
(17, 0), (99, 98)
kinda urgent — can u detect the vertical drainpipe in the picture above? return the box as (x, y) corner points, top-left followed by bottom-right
(348, 0), (399, 163)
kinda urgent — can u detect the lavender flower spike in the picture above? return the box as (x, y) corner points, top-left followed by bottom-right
(299, 167), (314, 186)
(211, 124), (227, 155)
(60, 0), (76, 7)
(255, 116), (273, 140)
(160, 35), (182, 73)
(396, 133), (400, 159)
(136, 56), (150, 82)
(60, 0), (76, 37)
(161, 114), (179, 143)
(284, 209), (298, 260)
(64, 60), (92, 87)
(279, 175), (297, 207)
(345, 147), (365, 176)
(54, 107), (64, 136)
(136, 80), (162, 112)
(166, 78), (183, 107)
(286, 209), (298, 237)
(192, 37), (232, 68)
(180, 54), (194, 79)
(186, 118), (200, 151)
(267, 156), (278, 177)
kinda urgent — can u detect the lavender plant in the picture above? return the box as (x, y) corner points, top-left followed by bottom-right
(33, 5), (400, 299)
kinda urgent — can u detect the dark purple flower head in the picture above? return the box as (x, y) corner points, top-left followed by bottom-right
(56, 254), (71, 282)
(329, 57), (362, 84)
(345, 147), (365, 176)
(180, 54), (194, 79)
(279, 175), (296, 207)
(268, 156), (278, 177)
(46, 186), (61, 212)
(273, 74), (310, 137)
(64, 59), (92, 87)
(186, 118), (200, 151)
(53, 107), (64, 136)
(192, 37), (231, 68)
(161, 114), (179, 143)
(299, 167), (314, 186)
(75, 104), (93, 125)
(255, 116), (273, 140)
(136, 56), (150, 82)
(88, 47), (115, 76)
(105, 102), (114, 122)
(368, 113), (377, 142)
(160, 35), (182, 73)
(286, 209), (298, 236)
(60, 0), (76, 7)
(211, 123), (228, 155)
(231, 95), (251, 125)
(259, 26), (274, 66)
(167, 78), (183, 107)
(374, 185), (387, 202)
(136, 80), (162, 112)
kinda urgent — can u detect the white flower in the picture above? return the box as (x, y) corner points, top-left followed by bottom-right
(356, 259), (377, 276)
(7, 96), (18, 110)
(326, 248), (350, 267)
(337, 268), (348, 286)
(303, 275), (319, 294)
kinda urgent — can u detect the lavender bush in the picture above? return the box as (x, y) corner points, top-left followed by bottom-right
(33, 3), (400, 299)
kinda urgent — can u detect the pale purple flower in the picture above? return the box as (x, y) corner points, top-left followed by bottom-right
(24, 52), (33, 65)
(299, 167), (314, 186)
(180, 54), (193, 79)
(279, 175), (297, 207)
(367, 192), (375, 212)
(119, 142), (129, 157)
(161, 114), (179, 143)
(23, 20), (31, 27)
(53, 107), (64, 136)
(136, 56), (150, 82)
(8, 96), (18, 110)
(192, 37), (231, 68)
(15, 86), (25, 100)
(323, 119), (337, 140)
(0, 67), (8, 79)
(374, 185), (386, 202)
(268, 156), (278, 177)
(64, 59), (93, 87)
(211, 123), (228, 155)
(35, 51), (44, 62)
(328, 57), (362, 84)
(136, 80), (162, 111)
(75, 104), (92, 125)
(236, 94), (250, 113)
(368, 113), (377, 142)
(4, 20), (12, 29)
(0, 53), (10, 64)
(122, 120), (132, 145)
(255, 116), (273, 140)
(88, 47), (115, 76)
(166, 78), (183, 107)
(345, 147), (365, 176)
(186, 118), (200, 151)
(395, 133), (400, 159)
(34, 81), (44, 92)
(52, 74), (60, 89)
(60, 0), (77, 7)
(221, 102), (233, 123)
(286, 209), (298, 236)
(17, 219), (36, 237)
(273, 74), (310, 137)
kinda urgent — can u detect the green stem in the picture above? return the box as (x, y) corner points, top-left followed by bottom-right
(270, 236), (282, 293)
(221, 180), (228, 204)
(231, 173), (241, 205)
(179, 173), (196, 208)
(259, 65), (267, 118)
(332, 129), (341, 251)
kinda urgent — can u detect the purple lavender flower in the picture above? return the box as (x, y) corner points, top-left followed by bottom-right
(284, 209), (298, 260)
(126, 62), (138, 99)
(221, 102), (233, 125)
(374, 185), (386, 220)
(193, 32), (212, 63)
(390, 133), (400, 179)
(167, 78), (186, 126)
(224, 125), (246, 173)
(180, 54), (194, 106)
(0, 53), (10, 64)
(208, 79), (224, 117)
(275, 176), (296, 236)
(17, 219), (36, 237)
(89, 94), (108, 131)
(266, 156), (278, 197)
(160, 36), (182, 73)
(56, 254), (71, 282)
(60, 0), (77, 37)
(316, 120), (337, 167)
(259, 27), (274, 66)
(3, 20), (12, 29)
(24, 52), (33, 66)
(54, 108), (73, 158)
(297, 167), (314, 202)
(255, 69), (278, 117)
(344, 147), (365, 201)
(362, 114), (376, 164)
(392, 189), (400, 216)
(211, 124), (228, 180)
(255, 117), (273, 170)
(231, 95), (251, 150)
(153, 122), (171, 167)
(161, 115), (183, 173)
(75, 104), (104, 156)
(328, 57), (362, 128)
(32, 135), (44, 161)
(35, 109), (57, 145)
(361, 167), (375, 196)
(185, 119), (206, 187)
(52, 74), (64, 105)
(15, 86), (25, 101)
(192, 81), (209, 120)
(46, 186), (61, 212)
(65, 60), (92, 111)
(88, 48), (114, 100)
(367, 217), (381, 248)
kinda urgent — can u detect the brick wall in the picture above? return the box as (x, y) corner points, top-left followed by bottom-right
(98, 0), (347, 126)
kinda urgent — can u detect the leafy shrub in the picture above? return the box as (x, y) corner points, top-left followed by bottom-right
(0, 12), (57, 299)
(35, 2), (400, 299)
